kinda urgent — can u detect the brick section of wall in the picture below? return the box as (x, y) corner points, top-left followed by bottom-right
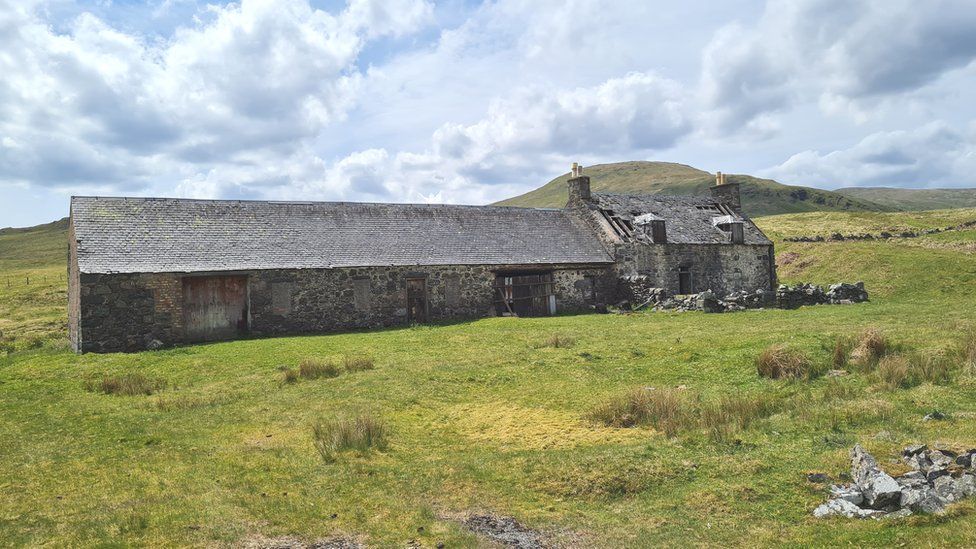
(145, 274), (183, 334)
(77, 264), (612, 353)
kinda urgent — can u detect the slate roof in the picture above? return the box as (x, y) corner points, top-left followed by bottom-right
(592, 193), (772, 245)
(70, 197), (614, 274)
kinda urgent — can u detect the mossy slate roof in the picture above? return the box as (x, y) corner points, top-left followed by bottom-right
(593, 193), (773, 245)
(70, 197), (614, 274)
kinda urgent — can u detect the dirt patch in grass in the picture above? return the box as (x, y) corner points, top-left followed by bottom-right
(777, 251), (800, 266)
(463, 514), (546, 549)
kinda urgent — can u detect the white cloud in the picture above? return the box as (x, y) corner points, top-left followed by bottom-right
(0, 0), (432, 195)
(760, 121), (976, 188)
(700, 0), (976, 132)
(298, 71), (692, 206)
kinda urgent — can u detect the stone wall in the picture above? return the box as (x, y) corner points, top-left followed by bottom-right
(74, 264), (612, 353)
(619, 242), (776, 296)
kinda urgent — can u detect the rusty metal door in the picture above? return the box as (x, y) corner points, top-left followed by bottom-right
(182, 276), (249, 342)
(406, 278), (428, 323)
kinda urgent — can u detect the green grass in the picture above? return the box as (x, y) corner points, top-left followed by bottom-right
(3, 211), (976, 546)
(0, 218), (68, 352)
(838, 187), (976, 211)
(493, 161), (888, 216)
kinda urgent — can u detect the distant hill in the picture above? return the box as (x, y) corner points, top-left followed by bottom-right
(493, 161), (888, 217)
(836, 187), (976, 211)
(0, 217), (68, 270)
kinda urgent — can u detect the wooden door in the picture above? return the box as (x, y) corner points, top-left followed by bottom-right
(406, 278), (428, 323)
(494, 272), (555, 317)
(182, 276), (249, 342)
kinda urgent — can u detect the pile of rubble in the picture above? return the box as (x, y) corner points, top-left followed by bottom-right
(814, 444), (976, 519)
(776, 282), (869, 309)
(617, 275), (667, 310)
(635, 282), (867, 314)
(651, 289), (770, 313)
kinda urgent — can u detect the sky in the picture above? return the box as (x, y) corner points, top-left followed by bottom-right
(2, 0), (976, 228)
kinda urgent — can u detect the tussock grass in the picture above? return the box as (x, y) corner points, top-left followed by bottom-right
(312, 412), (388, 463)
(589, 387), (786, 440)
(822, 378), (859, 401)
(909, 352), (953, 385)
(342, 355), (375, 372)
(958, 329), (976, 375)
(587, 387), (687, 433)
(849, 328), (889, 370)
(756, 344), (815, 380)
(536, 334), (576, 348)
(84, 373), (166, 396)
(298, 358), (341, 380)
(282, 367), (299, 384)
(875, 354), (910, 390)
(152, 394), (224, 411)
(832, 335), (854, 369)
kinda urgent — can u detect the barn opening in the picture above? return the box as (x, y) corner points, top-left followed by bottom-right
(182, 275), (249, 342)
(494, 271), (556, 317)
(406, 277), (428, 323)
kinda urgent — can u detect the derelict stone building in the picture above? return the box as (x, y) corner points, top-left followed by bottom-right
(68, 167), (775, 352)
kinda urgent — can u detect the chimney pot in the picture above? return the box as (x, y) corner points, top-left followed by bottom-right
(567, 163), (591, 205)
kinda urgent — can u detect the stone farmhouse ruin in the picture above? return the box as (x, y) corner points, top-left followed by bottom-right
(68, 167), (776, 352)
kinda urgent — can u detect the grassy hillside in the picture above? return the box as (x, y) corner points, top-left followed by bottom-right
(3, 213), (976, 546)
(494, 161), (888, 217)
(0, 218), (68, 351)
(838, 187), (976, 211)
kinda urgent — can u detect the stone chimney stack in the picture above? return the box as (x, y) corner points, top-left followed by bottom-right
(709, 171), (741, 213)
(567, 162), (591, 205)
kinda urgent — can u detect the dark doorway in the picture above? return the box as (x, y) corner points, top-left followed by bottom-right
(678, 268), (693, 295)
(182, 275), (249, 342)
(406, 278), (428, 323)
(494, 272), (555, 317)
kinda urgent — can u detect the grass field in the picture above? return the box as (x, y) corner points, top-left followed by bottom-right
(2, 210), (976, 546)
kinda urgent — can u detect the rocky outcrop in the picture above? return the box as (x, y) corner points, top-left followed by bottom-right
(814, 444), (976, 519)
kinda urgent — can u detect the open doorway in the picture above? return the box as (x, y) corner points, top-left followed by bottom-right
(406, 277), (428, 323)
(678, 267), (693, 295)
